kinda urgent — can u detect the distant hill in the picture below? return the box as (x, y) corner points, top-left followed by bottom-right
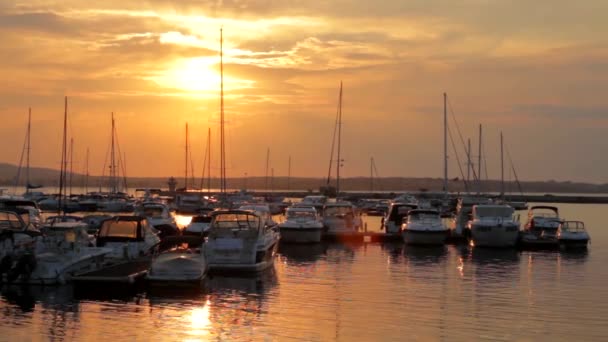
(1, 162), (607, 194)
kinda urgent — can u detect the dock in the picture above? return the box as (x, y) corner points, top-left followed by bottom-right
(72, 258), (151, 284)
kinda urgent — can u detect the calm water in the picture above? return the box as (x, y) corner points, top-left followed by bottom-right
(2, 203), (608, 341)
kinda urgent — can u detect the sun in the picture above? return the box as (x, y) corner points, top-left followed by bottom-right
(151, 57), (254, 94)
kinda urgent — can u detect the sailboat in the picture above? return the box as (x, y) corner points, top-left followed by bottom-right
(321, 82), (362, 236)
(97, 113), (132, 212)
(14, 109), (44, 198)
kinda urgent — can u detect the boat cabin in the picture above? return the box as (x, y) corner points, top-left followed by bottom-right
(97, 216), (154, 245)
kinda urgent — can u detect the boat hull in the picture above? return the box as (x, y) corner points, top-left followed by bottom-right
(146, 252), (207, 285)
(402, 229), (448, 246)
(559, 239), (589, 250)
(519, 232), (559, 250)
(471, 226), (519, 247)
(207, 240), (278, 273)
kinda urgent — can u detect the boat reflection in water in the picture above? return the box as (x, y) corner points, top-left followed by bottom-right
(402, 245), (449, 265)
(278, 241), (328, 264)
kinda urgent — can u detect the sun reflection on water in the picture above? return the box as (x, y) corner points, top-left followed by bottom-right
(185, 299), (211, 341)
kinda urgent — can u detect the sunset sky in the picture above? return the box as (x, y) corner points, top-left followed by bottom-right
(1, 1), (607, 184)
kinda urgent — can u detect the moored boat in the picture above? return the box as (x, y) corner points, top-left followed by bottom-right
(469, 204), (519, 248)
(147, 239), (207, 286)
(96, 216), (161, 262)
(401, 209), (448, 246)
(558, 221), (590, 250)
(519, 206), (562, 249)
(205, 210), (279, 272)
(279, 206), (323, 243)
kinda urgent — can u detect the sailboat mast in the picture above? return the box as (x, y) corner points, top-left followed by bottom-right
(219, 28), (226, 194)
(287, 155), (291, 191)
(85, 147), (89, 194)
(26, 108), (31, 194)
(467, 138), (471, 184)
(69, 137), (74, 196)
(443, 92), (448, 198)
(207, 128), (211, 193)
(111, 112), (116, 193)
(500, 131), (504, 199)
(58, 97), (68, 216)
(370, 157), (374, 192)
(265, 148), (270, 191)
(336, 81), (343, 198)
(185, 122), (189, 190)
(477, 124), (482, 194)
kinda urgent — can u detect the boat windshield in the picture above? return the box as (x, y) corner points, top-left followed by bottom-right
(324, 206), (353, 217)
(143, 207), (165, 218)
(561, 221), (586, 232)
(532, 209), (559, 218)
(99, 221), (139, 238)
(409, 212), (439, 221)
(191, 216), (212, 223)
(0, 211), (24, 230)
(213, 213), (260, 230)
(287, 210), (316, 219)
(475, 206), (514, 218)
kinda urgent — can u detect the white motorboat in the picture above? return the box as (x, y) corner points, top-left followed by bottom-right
(520, 206), (562, 249)
(382, 202), (418, 235)
(299, 195), (328, 213)
(205, 210), (280, 272)
(279, 206), (324, 243)
(238, 204), (278, 228)
(147, 242), (207, 285)
(558, 221), (590, 250)
(96, 216), (161, 263)
(183, 214), (213, 237)
(1, 213), (111, 285)
(449, 197), (491, 239)
(401, 209), (449, 245)
(323, 202), (362, 235)
(469, 204), (519, 247)
(135, 202), (180, 238)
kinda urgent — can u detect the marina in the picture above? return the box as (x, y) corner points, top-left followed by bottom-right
(0, 201), (606, 340)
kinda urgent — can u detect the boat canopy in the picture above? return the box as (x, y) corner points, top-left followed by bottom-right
(211, 211), (261, 231)
(0, 210), (27, 231)
(97, 216), (147, 242)
(473, 205), (514, 218)
(560, 221), (586, 232)
(408, 209), (440, 220)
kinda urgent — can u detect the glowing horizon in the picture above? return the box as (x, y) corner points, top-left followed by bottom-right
(1, 1), (607, 183)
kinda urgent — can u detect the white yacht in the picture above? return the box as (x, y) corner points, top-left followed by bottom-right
(382, 202), (418, 235)
(95, 216), (161, 262)
(299, 195), (328, 213)
(135, 202), (179, 238)
(449, 197), (491, 239)
(520, 206), (562, 248)
(1, 212), (111, 285)
(147, 243), (208, 285)
(322, 202), (362, 235)
(558, 221), (590, 250)
(401, 209), (448, 245)
(279, 206), (324, 243)
(205, 210), (280, 272)
(238, 204), (278, 228)
(469, 204), (519, 247)
(183, 214), (213, 237)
